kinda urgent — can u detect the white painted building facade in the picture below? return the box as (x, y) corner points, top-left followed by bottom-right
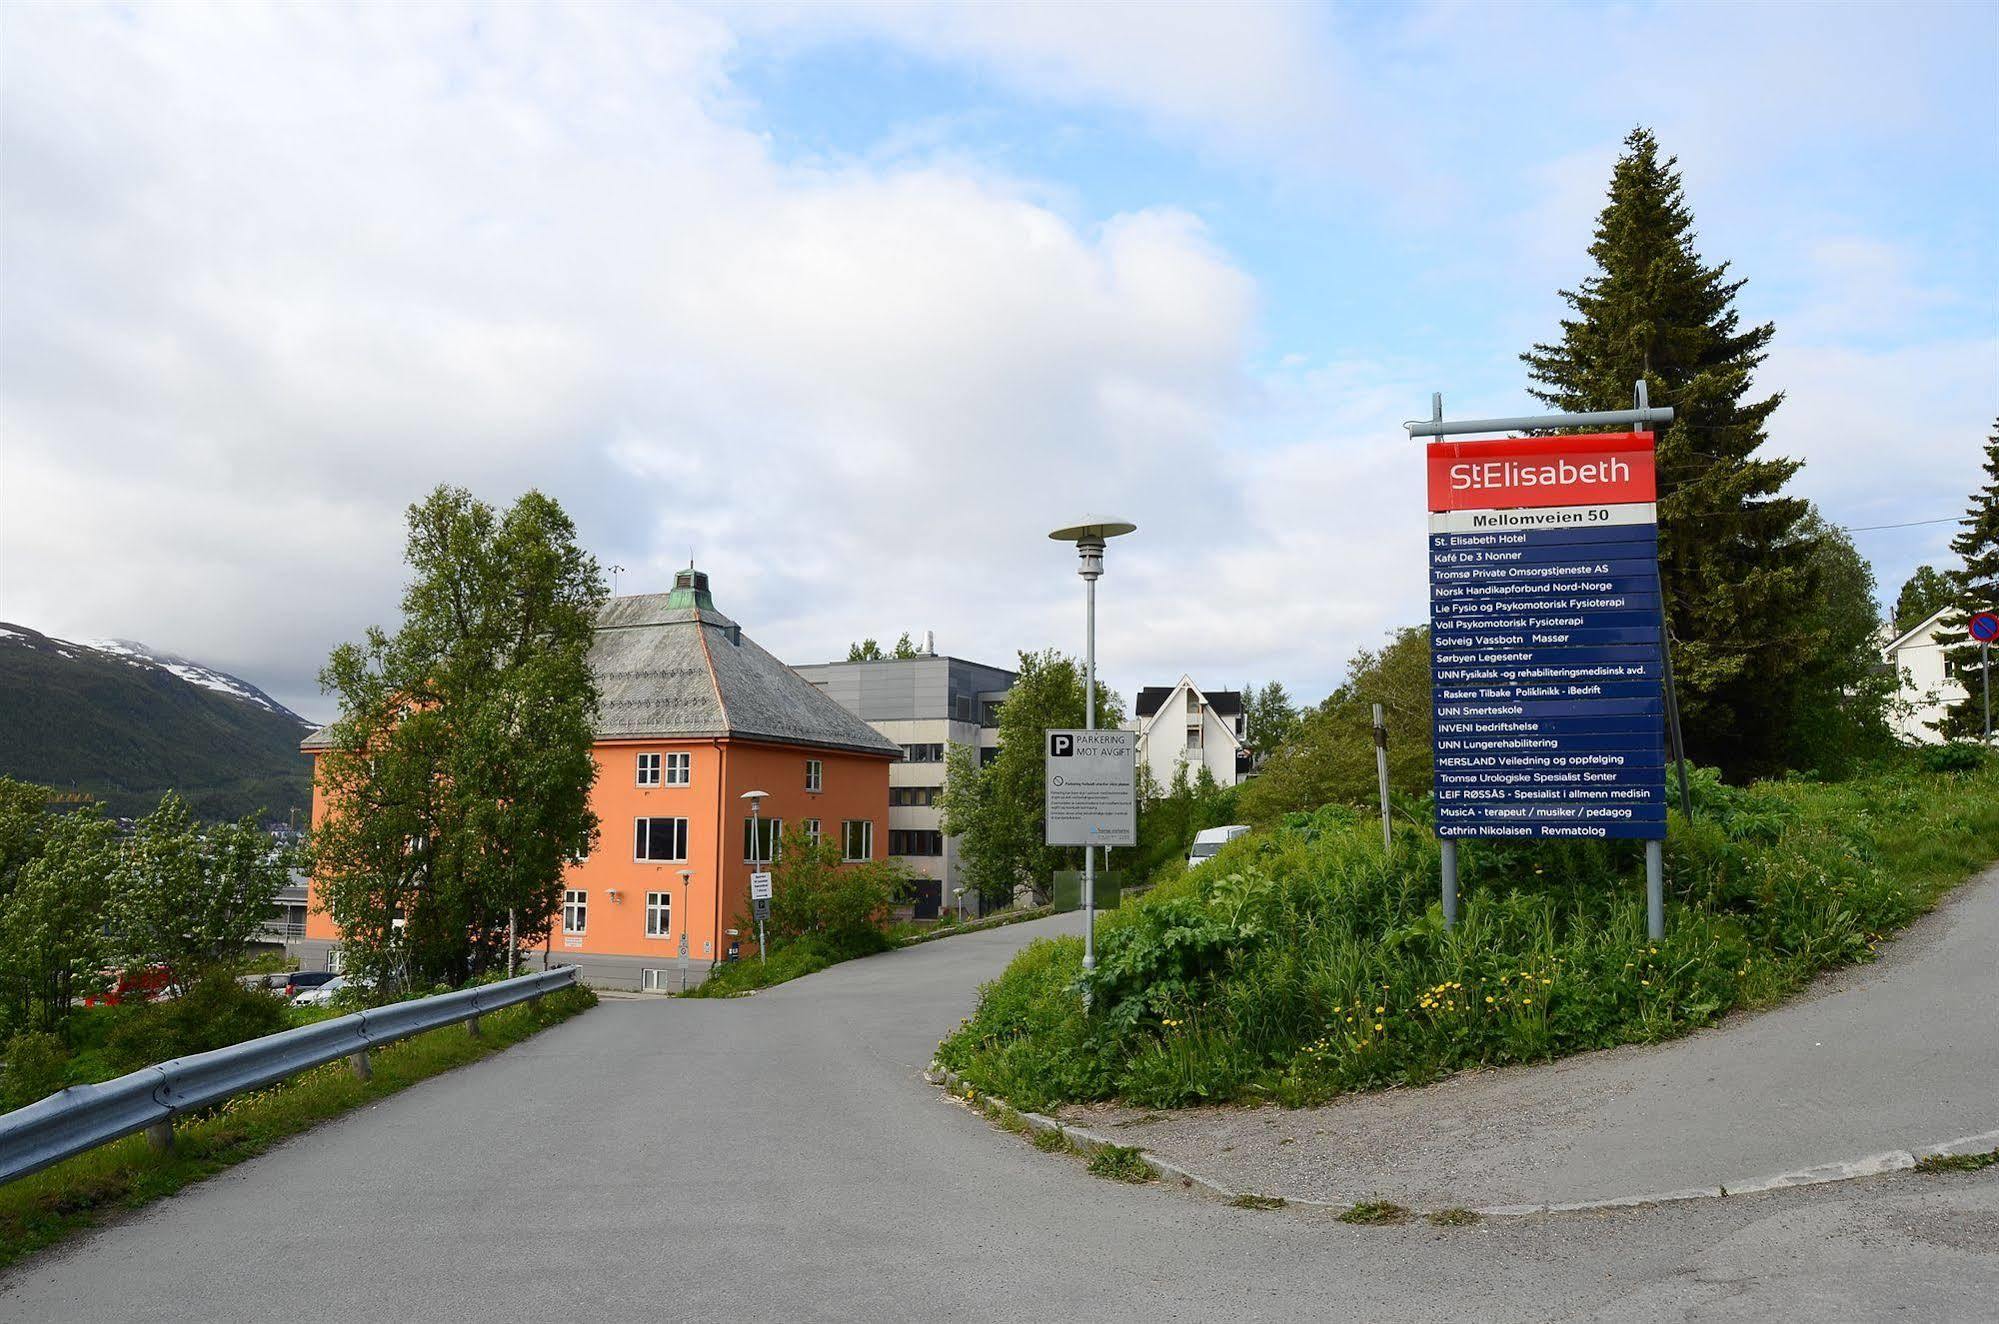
(1880, 606), (1974, 744)
(1130, 677), (1250, 790)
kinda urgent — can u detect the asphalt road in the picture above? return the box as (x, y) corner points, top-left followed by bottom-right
(5, 912), (1996, 1322)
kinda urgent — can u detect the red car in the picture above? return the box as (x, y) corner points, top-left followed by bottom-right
(81, 964), (175, 1007)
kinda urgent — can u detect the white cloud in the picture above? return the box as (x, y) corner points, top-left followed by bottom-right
(0, 1), (1287, 717)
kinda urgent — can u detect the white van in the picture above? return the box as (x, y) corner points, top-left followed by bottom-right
(1187, 824), (1251, 870)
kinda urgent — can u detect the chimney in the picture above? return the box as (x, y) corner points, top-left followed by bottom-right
(924, 630), (936, 656)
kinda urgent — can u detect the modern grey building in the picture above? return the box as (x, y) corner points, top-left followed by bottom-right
(793, 649), (1015, 915)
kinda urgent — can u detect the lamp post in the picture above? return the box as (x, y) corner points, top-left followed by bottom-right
(741, 789), (769, 965)
(1048, 517), (1137, 982)
(677, 867), (694, 992)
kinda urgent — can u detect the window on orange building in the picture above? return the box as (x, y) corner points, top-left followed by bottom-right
(645, 892), (671, 937)
(635, 817), (689, 862)
(562, 889), (587, 934)
(803, 818), (821, 845)
(842, 819), (872, 862)
(665, 752), (691, 786)
(637, 753), (662, 786)
(805, 759), (822, 793)
(743, 817), (783, 865)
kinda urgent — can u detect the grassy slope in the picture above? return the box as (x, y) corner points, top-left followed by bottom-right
(0, 626), (311, 821)
(0, 985), (595, 1269)
(937, 756), (1999, 1113)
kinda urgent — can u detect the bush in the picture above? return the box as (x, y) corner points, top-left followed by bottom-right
(2, 1031), (72, 1110)
(104, 974), (291, 1072)
(1919, 742), (1991, 774)
(939, 756), (1999, 1111)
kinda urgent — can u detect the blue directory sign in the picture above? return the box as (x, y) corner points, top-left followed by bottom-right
(1427, 434), (1668, 841)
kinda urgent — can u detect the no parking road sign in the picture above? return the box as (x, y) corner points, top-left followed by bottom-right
(1968, 612), (1999, 643)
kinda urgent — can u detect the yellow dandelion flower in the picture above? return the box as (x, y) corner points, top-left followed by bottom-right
(1373, 1022), (1384, 1032)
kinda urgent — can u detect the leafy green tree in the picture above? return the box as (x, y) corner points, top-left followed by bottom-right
(759, 826), (910, 954)
(1523, 127), (1814, 778)
(0, 806), (119, 1033)
(940, 649), (1123, 909)
(312, 487), (605, 988)
(847, 633), (923, 661)
(1935, 422), (1999, 740)
(1776, 514), (1896, 774)
(1241, 681), (1300, 756)
(115, 792), (290, 987)
(0, 777), (54, 913)
(1240, 628), (1432, 822)
(1895, 564), (1959, 635)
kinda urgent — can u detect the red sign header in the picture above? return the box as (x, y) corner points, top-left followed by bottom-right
(1427, 433), (1656, 512)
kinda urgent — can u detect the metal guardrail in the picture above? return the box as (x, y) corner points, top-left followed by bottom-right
(0, 965), (578, 1185)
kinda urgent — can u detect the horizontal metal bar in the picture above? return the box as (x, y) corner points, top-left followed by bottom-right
(1405, 406), (1675, 438)
(0, 966), (578, 1186)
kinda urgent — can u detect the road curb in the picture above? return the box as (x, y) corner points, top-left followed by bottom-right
(926, 1064), (1999, 1219)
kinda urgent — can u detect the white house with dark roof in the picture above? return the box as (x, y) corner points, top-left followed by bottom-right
(1881, 605), (1973, 744)
(1129, 677), (1250, 789)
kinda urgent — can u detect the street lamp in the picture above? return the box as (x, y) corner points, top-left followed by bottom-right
(1048, 517), (1137, 981)
(677, 868), (694, 992)
(740, 790), (769, 965)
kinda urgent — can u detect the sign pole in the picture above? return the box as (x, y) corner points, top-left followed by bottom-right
(752, 798), (766, 965)
(1083, 553), (1097, 979)
(1984, 640), (1991, 741)
(1431, 393), (1460, 930)
(1372, 702), (1392, 855)
(1635, 381), (1668, 941)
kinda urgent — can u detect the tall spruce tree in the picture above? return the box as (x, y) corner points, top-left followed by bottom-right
(1933, 422), (1999, 740)
(1524, 128), (1814, 777)
(1894, 564), (1959, 634)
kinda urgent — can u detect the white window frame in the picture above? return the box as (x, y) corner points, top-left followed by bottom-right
(843, 819), (873, 863)
(805, 759), (823, 793)
(635, 817), (689, 863)
(637, 752), (662, 787)
(645, 891), (671, 938)
(664, 752), (691, 786)
(803, 818), (821, 845)
(563, 889), (587, 935)
(743, 817), (784, 865)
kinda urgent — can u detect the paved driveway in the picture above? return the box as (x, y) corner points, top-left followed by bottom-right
(4, 911), (1995, 1322)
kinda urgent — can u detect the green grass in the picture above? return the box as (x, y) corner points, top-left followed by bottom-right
(0, 984), (594, 1270)
(1031, 1128), (1073, 1154)
(1339, 1199), (1411, 1225)
(937, 755), (1999, 1114)
(1913, 1148), (1999, 1174)
(1086, 1144), (1155, 1183)
(1230, 1193), (1287, 1210)
(1427, 1207), (1481, 1226)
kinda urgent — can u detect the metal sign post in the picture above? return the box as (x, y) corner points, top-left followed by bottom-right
(1970, 613), (1999, 740)
(1412, 384), (1676, 940)
(1372, 703), (1392, 855)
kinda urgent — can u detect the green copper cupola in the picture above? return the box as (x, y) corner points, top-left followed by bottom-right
(664, 566), (716, 612)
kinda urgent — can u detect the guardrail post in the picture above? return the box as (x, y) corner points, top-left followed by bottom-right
(348, 1049), (371, 1081)
(465, 1015), (481, 1038)
(145, 1119), (173, 1154)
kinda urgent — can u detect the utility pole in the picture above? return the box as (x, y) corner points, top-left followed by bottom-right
(1372, 703), (1392, 856)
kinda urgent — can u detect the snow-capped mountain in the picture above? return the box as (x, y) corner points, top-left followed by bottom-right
(0, 622), (315, 819)
(74, 636), (308, 723)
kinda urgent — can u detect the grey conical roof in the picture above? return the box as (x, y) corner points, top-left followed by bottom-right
(304, 585), (901, 758)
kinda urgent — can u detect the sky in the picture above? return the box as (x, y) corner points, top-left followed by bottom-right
(2, 1), (1993, 723)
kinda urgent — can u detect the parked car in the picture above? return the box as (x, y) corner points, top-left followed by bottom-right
(290, 976), (349, 1008)
(1186, 824), (1251, 870)
(283, 971), (339, 1001)
(81, 964), (175, 1007)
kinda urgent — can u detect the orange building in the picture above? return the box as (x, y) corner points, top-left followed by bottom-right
(299, 568), (899, 989)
